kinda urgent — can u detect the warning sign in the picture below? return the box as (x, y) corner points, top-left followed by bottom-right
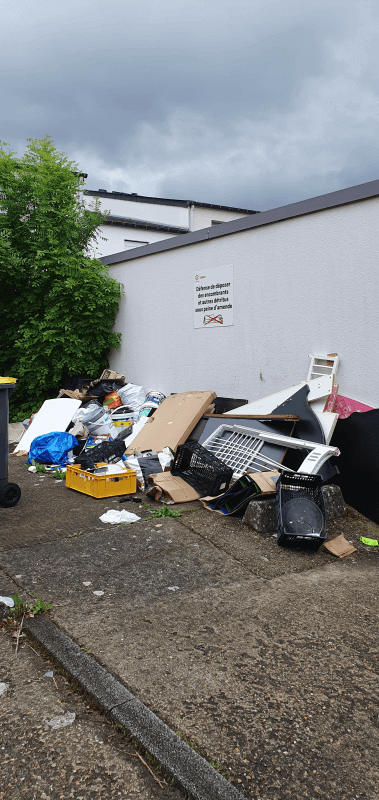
(194, 265), (233, 329)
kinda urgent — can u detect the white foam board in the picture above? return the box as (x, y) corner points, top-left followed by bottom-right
(15, 399), (82, 453)
(122, 415), (148, 449)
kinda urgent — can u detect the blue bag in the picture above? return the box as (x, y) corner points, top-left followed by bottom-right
(27, 432), (78, 466)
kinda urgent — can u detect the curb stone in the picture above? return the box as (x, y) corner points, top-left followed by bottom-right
(23, 615), (244, 800)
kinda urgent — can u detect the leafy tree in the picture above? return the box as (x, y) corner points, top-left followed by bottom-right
(0, 136), (122, 420)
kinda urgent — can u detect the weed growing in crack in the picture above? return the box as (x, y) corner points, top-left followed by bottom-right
(29, 597), (52, 614)
(53, 467), (65, 480)
(10, 591), (28, 616)
(148, 504), (184, 519)
(10, 593), (52, 617)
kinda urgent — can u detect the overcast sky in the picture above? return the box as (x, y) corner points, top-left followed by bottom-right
(2, 0), (379, 210)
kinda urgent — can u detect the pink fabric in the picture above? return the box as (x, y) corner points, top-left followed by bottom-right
(333, 394), (374, 419)
(325, 384), (338, 412)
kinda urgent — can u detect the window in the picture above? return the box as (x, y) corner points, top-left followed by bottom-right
(123, 239), (149, 250)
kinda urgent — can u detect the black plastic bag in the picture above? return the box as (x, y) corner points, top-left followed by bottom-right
(137, 454), (162, 486)
(87, 380), (123, 402)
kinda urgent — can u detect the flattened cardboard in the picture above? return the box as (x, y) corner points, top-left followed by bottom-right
(125, 390), (216, 455)
(201, 470), (279, 515)
(57, 388), (89, 401)
(146, 471), (201, 503)
(323, 534), (357, 558)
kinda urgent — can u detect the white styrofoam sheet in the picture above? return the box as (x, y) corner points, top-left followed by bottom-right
(15, 399), (82, 453)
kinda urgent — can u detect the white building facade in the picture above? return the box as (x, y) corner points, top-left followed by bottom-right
(84, 189), (257, 257)
(101, 179), (379, 408)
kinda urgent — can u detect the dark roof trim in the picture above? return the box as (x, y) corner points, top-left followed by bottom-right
(86, 188), (257, 214)
(100, 178), (379, 267)
(102, 214), (188, 234)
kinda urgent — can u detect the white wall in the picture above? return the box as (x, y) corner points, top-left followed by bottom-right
(91, 224), (177, 258)
(107, 195), (379, 407)
(193, 206), (253, 230)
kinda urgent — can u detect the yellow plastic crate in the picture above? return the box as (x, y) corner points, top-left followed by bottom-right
(66, 465), (137, 498)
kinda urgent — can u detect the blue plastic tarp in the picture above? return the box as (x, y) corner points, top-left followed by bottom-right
(27, 432), (78, 466)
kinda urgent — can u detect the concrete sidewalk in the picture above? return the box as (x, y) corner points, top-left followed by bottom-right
(1, 458), (379, 798)
(0, 596), (184, 799)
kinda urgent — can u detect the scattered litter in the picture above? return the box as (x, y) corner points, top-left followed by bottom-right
(45, 711), (75, 729)
(93, 590), (104, 596)
(0, 596), (14, 607)
(0, 683), (9, 696)
(14, 354), (379, 557)
(168, 586), (180, 591)
(323, 534), (357, 558)
(15, 575), (22, 579)
(43, 671), (54, 678)
(83, 581), (91, 586)
(99, 510), (140, 524)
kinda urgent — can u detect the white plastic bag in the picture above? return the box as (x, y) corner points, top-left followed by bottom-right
(73, 401), (104, 425)
(158, 447), (173, 471)
(117, 384), (146, 411)
(124, 455), (145, 489)
(99, 509), (140, 524)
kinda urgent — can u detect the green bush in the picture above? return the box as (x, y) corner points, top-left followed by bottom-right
(0, 136), (122, 420)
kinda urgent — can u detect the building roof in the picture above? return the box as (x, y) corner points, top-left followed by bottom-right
(103, 213), (188, 235)
(86, 188), (258, 215)
(100, 178), (379, 267)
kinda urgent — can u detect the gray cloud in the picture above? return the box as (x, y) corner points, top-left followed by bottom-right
(2, 0), (379, 210)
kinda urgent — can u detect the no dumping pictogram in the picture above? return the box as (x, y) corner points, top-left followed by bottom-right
(203, 314), (223, 325)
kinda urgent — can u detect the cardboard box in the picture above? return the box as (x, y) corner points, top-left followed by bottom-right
(146, 472), (201, 503)
(99, 369), (125, 385)
(125, 390), (216, 455)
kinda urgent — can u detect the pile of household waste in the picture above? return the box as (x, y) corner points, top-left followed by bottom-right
(9, 354), (379, 551)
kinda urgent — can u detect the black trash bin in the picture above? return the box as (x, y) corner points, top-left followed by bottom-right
(0, 381), (21, 508)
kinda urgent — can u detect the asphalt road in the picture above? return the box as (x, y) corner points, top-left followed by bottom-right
(1, 454), (379, 799)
